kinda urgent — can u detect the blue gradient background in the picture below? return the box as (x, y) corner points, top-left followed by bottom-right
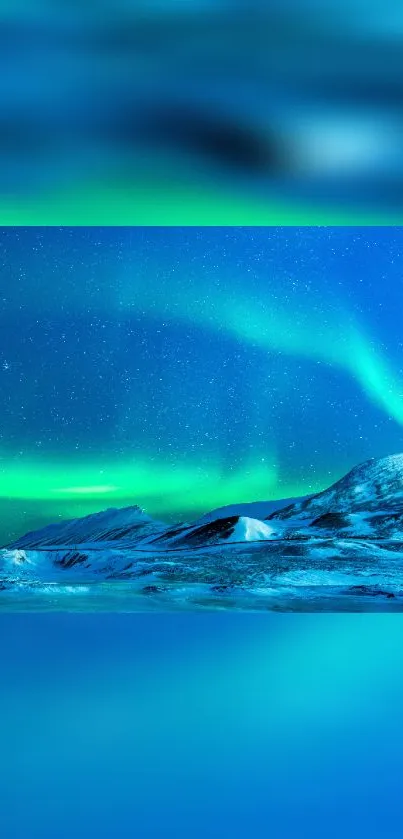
(1, 614), (403, 838)
(2, 226), (403, 834)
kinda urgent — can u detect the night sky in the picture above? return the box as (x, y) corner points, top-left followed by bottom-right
(1, 226), (403, 544)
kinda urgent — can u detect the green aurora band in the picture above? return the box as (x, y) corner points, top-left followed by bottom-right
(2, 266), (403, 536)
(0, 458), (310, 516)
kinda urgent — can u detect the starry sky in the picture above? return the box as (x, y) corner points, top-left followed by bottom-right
(1, 226), (403, 544)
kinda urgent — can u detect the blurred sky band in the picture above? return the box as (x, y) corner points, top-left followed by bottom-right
(1, 0), (403, 223)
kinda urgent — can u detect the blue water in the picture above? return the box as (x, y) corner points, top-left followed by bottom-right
(1, 614), (403, 838)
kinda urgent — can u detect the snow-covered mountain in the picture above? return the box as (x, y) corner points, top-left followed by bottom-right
(147, 514), (276, 550)
(7, 453), (403, 554)
(6, 495), (300, 553)
(2, 454), (403, 610)
(266, 454), (403, 539)
(0, 515), (277, 583)
(10, 505), (166, 549)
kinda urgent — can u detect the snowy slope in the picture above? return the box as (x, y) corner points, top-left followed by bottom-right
(9, 505), (166, 549)
(229, 517), (276, 542)
(267, 454), (403, 538)
(0, 545), (152, 582)
(146, 514), (277, 549)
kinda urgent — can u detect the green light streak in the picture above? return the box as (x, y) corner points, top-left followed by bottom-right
(0, 457), (327, 522)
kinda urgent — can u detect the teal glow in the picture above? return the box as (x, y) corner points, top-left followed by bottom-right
(2, 613), (403, 836)
(118, 276), (403, 426)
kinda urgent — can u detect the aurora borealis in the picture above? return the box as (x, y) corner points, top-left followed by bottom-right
(3, 226), (403, 839)
(1, 226), (403, 544)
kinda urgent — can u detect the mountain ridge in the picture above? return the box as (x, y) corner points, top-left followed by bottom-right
(6, 453), (403, 551)
(9, 504), (166, 550)
(2, 453), (403, 611)
(265, 453), (403, 539)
